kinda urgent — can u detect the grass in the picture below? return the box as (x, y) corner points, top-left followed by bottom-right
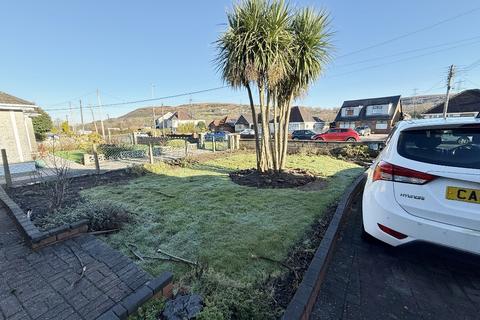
(54, 150), (85, 164)
(80, 153), (363, 318)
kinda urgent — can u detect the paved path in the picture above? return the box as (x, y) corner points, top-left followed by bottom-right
(0, 205), (151, 320)
(312, 193), (480, 320)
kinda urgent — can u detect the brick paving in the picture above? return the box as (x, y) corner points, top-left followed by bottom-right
(0, 205), (151, 320)
(312, 193), (480, 320)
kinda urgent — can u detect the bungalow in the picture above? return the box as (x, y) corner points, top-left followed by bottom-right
(0, 91), (38, 175)
(156, 110), (205, 133)
(283, 106), (325, 133)
(422, 89), (480, 118)
(208, 116), (236, 133)
(234, 114), (254, 132)
(335, 95), (402, 134)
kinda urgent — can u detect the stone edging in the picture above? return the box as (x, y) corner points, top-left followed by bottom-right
(97, 272), (174, 320)
(0, 186), (89, 249)
(282, 172), (367, 320)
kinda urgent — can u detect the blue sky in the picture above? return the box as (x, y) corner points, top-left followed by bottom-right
(1, 0), (479, 122)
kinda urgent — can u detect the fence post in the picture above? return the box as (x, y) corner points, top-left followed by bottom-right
(1, 149), (12, 188)
(184, 140), (188, 157)
(92, 144), (101, 174)
(132, 132), (137, 145)
(212, 135), (216, 153)
(227, 134), (233, 151)
(148, 143), (154, 164)
(198, 133), (205, 149)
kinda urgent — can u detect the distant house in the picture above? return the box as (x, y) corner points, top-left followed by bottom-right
(335, 95), (402, 134)
(156, 110), (205, 133)
(283, 106), (325, 133)
(234, 114), (257, 132)
(208, 116), (236, 132)
(0, 91), (38, 175)
(422, 89), (480, 118)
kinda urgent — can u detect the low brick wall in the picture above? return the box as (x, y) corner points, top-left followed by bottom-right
(0, 186), (89, 249)
(98, 272), (174, 320)
(239, 139), (385, 154)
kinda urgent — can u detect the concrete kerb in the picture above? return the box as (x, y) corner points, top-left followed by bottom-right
(282, 172), (367, 320)
(0, 185), (89, 249)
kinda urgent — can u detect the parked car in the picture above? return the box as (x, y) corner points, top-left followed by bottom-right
(355, 125), (371, 136)
(291, 130), (316, 140)
(239, 128), (255, 138)
(205, 131), (229, 141)
(362, 117), (480, 255)
(313, 128), (360, 142)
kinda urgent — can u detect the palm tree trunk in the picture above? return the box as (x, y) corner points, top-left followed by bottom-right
(279, 96), (293, 170)
(246, 83), (261, 171)
(258, 83), (271, 172)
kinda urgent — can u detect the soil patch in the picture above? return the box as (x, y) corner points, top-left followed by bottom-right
(7, 169), (141, 222)
(229, 168), (318, 189)
(269, 203), (337, 310)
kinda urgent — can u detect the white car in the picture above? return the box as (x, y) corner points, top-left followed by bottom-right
(362, 117), (480, 255)
(239, 128), (255, 136)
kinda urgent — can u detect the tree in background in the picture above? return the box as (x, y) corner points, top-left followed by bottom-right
(196, 121), (207, 132)
(216, 0), (331, 172)
(32, 108), (53, 141)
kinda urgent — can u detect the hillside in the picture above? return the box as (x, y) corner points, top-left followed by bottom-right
(91, 94), (445, 130)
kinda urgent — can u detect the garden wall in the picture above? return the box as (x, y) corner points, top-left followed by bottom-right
(239, 139), (385, 154)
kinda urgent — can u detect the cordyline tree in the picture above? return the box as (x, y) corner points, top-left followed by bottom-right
(216, 0), (332, 173)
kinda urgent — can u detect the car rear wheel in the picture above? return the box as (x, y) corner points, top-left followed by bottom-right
(346, 137), (356, 142)
(293, 137), (299, 140)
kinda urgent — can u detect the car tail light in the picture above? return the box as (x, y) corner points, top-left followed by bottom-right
(377, 224), (407, 239)
(372, 161), (436, 185)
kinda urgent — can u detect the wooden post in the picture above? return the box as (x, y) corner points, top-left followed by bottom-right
(149, 143), (154, 164)
(212, 135), (216, 153)
(92, 144), (100, 174)
(184, 140), (188, 157)
(1, 149), (12, 188)
(198, 133), (205, 149)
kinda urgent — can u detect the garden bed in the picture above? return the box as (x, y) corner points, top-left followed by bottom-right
(7, 168), (142, 229)
(229, 168), (318, 189)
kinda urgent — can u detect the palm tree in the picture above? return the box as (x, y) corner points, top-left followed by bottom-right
(275, 8), (332, 170)
(216, 0), (291, 172)
(216, 1), (332, 173)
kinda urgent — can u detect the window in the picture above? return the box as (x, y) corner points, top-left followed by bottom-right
(376, 121), (388, 130)
(397, 125), (480, 169)
(366, 103), (392, 116)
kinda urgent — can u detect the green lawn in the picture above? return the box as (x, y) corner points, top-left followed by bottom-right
(54, 150), (85, 164)
(80, 153), (363, 318)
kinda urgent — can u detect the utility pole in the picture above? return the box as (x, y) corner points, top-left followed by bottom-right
(443, 65), (455, 119)
(79, 99), (85, 133)
(97, 89), (106, 140)
(90, 104), (98, 134)
(151, 84), (156, 129)
(161, 102), (165, 136)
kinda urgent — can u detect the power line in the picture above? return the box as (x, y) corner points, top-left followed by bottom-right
(337, 7), (480, 59)
(43, 86), (229, 112)
(328, 39), (480, 78)
(333, 35), (480, 68)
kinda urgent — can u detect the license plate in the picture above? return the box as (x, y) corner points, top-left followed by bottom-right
(446, 187), (480, 204)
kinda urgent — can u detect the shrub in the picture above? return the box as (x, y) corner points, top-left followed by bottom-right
(36, 199), (132, 231)
(32, 108), (53, 141)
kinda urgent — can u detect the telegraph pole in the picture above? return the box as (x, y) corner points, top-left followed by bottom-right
(90, 104), (98, 134)
(443, 65), (455, 119)
(79, 99), (85, 133)
(97, 89), (106, 140)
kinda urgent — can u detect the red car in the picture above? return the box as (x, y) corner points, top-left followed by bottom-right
(313, 128), (360, 142)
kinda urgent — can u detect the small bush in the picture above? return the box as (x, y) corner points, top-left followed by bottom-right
(36, 199), (132, 231)
(129, 297), (165, 320)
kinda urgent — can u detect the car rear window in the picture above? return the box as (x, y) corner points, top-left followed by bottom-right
(397, 125), (480, 169)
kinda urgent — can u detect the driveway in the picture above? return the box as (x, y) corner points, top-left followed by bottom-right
(312, 192), (480, 320)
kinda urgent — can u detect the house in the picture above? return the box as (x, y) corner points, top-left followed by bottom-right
(335, 95), (402, 134)
(156, 110), (205, 133)
(422, 89), (480, 118)
(0, 91), (38, 175)
(283, 106), (325, 133)
(208, 116), (236, 132)
(234, 114), (253, 132)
